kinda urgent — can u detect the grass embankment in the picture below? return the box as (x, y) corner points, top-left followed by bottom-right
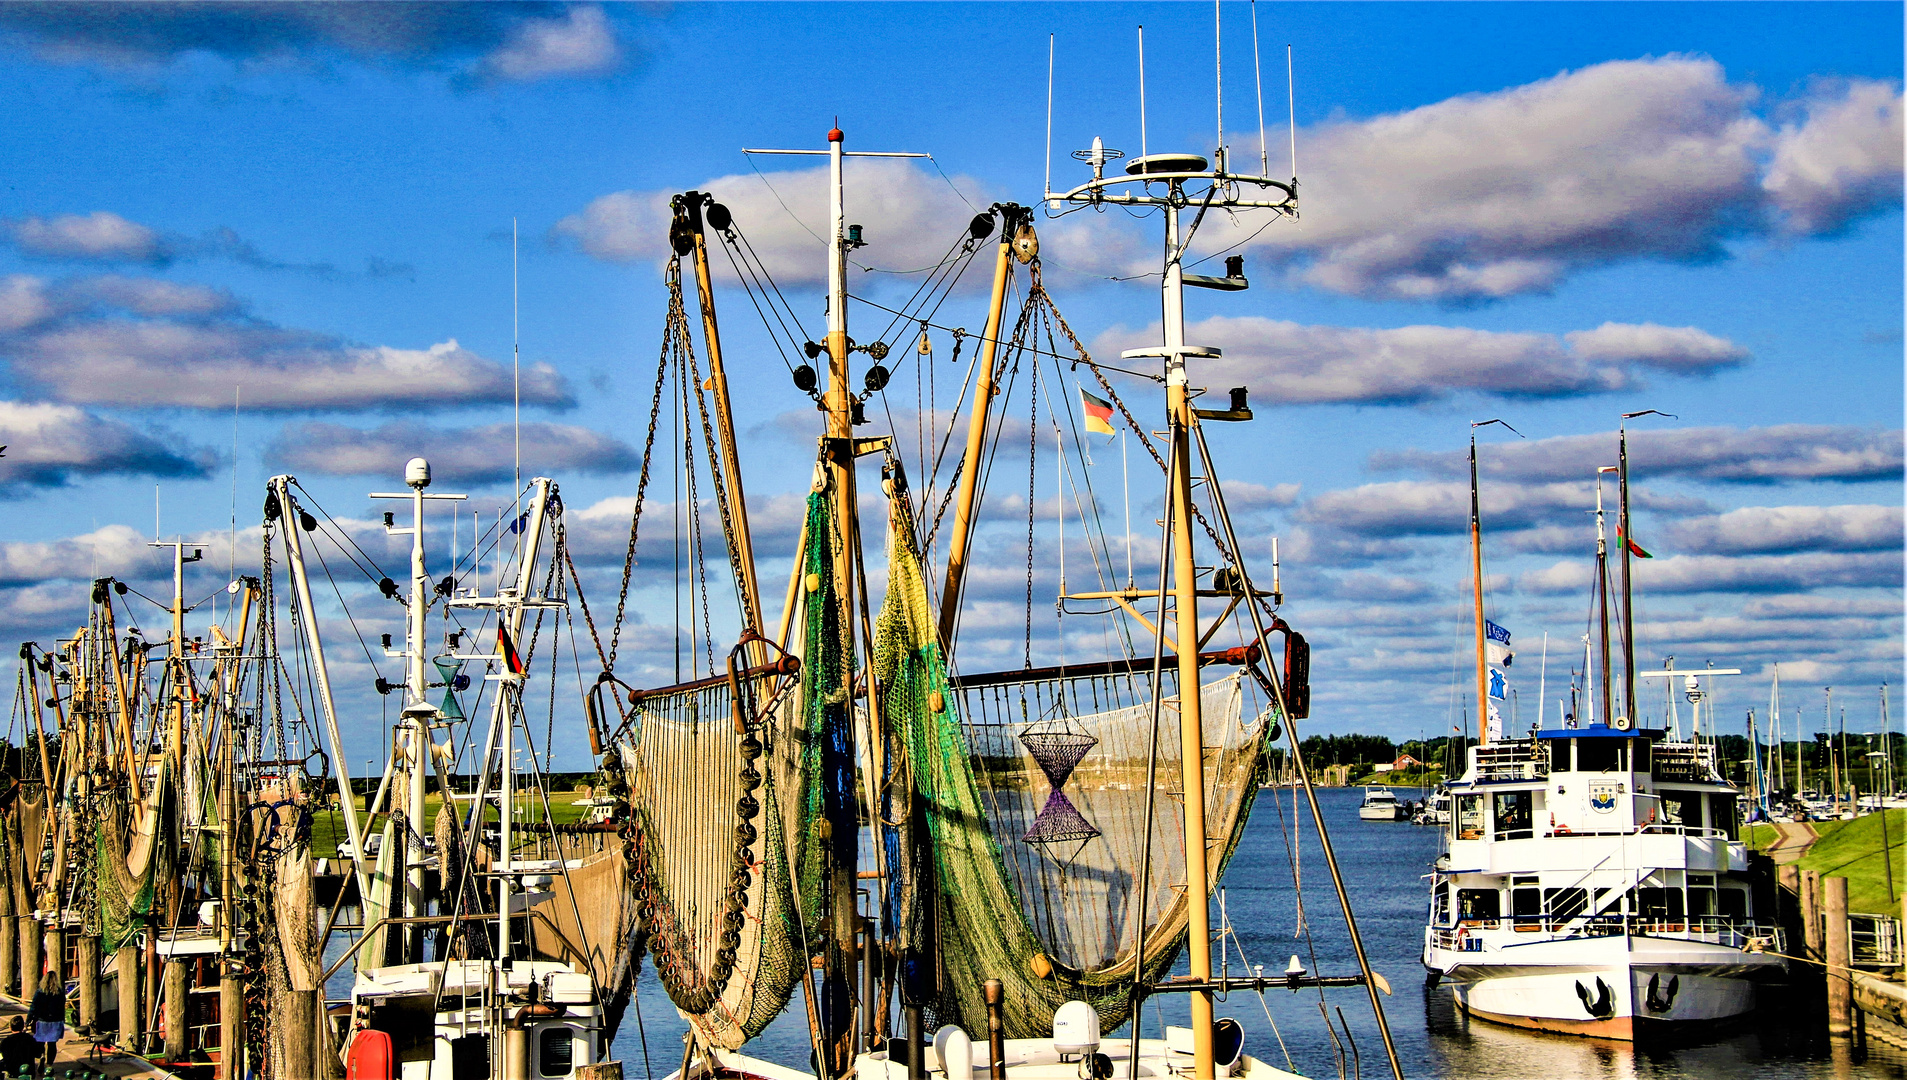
(307, 789), (591, 860)
(1747, 809), (1907, 915)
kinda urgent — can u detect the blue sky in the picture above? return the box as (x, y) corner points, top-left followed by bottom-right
(0, 2), (1899, 763)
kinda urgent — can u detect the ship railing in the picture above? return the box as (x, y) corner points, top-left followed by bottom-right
(1428, 918), (1786, 954)
(1850, 913), (1902, 969)
(1650, 741), (1721, 782)
(1472, 741), (1550, 783)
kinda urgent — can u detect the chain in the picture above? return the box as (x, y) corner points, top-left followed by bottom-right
(678, 275), (759, 633)
(1024, 342), (1039, 670)
(607, 269), (683, 673)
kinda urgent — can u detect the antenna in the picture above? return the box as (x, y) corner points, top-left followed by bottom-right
(1286, 44), (1298, 181)
(1251, 0), (1268, 177)
(1137, 25), (1148, 162)
(513, 217), (522, 515)
(1045, 34), (1055, 203)
(231, 385), (239, 604)
(1214, 0), (1223, 171)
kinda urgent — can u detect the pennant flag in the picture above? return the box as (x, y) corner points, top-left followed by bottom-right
(1488, 667), (1508, 700)
(1081, 388), (1116, 436)
(1616, 529), (1652, 558)
(498, 624), (526, 675)
(1486, 703), (1504, 741)
(1485, 620), (1511, 646)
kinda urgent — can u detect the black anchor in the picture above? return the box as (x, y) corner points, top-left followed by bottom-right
(1575, 976), (1616, 1019)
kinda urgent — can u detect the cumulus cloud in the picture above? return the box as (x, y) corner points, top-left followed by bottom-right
(271, 420), (638, 484)
(1296, 478), (1703, 539)
(1665, 504), (1902, 555)
(0, 401), (214, 491)
(7, 211), (165, 262)
(0, 524), (158, 586)
(1520, 550), (1902, 595)
(0, 2), (626, 83)
(473, 5), (617, 82)
(1091, 318), (1746, 405)
(1764, 79), (1906, 235)
(0, 274), (571, 411)
(1373, 424), (1904, 484)
(1211, 58), (1902, 300)
(554, 158), (1020, 286)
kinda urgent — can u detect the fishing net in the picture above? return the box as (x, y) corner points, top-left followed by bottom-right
(613, 490), (839, 1050)
(875, 490), (1274, 1038)
(96, 766), (168, 954)
(529, 846), (644, 1035)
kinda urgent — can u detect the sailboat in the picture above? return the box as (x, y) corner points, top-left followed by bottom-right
(1421, 421), (1786, 1039)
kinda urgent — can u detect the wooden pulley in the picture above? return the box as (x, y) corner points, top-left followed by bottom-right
(1012, 222), (1039, 264)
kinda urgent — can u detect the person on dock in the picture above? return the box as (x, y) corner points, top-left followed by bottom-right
(27, 981), (62, 1074)
(0, 1016), (36, 1077)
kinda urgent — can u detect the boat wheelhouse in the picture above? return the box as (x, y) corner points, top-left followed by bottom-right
(1423, 724), (1786, 1039)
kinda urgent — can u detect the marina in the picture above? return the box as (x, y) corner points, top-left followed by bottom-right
(0, 4), (1899, 1079)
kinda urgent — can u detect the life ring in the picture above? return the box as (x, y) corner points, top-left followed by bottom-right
(1455, 927), (1471, 950)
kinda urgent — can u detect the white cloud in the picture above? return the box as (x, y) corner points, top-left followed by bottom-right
(1206, 59), (1903, 300)
(7, 211), (165, 262)
(0, 524), (157, 586)
(1091, 317), (1746, 405)
(1764, 79), (1906, 235)
(1520, 550), (1901, 595)
(1372, 424), (1904, 485)
(0, 401), (214, 491)
(271, 420), (639, 484)
(476, 4), (618, 81)
(0, 276), (53, 333)
(1665, 504), (1902, 555)
(1297, 478), (1703, 539)
(554, 158), (1000, 287)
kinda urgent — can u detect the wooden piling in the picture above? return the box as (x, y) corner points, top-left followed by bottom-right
(1802, 868), (1822, 959)
(19, 914), (40, 1002)
(164, 958), (188, 1059)
(278, 988), (318, 1080)
(77, 933), (99, 1030)
(0, 915), (17, 998)
(1825, 875), (1852, 1037)
(116, 943), (141, 1047)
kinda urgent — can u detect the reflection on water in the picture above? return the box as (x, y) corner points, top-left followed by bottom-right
(315, 789), (1907, 1079)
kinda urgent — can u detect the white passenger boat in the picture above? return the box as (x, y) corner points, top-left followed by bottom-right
(1421, 426), (1786, 1040)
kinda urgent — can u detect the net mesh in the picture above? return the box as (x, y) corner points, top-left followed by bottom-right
(614, 489), (839, 1050)
(876, 491), (1274, 1038)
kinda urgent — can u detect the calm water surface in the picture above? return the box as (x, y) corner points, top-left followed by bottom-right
(332, 787), (1907, 1078)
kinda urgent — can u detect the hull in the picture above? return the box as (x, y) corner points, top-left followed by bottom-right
(1429, 934), (1780, 1041)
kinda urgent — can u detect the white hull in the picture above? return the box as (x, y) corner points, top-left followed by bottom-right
(679, 1036), (1306, 1080)
(1426, 933), (1782, 1040)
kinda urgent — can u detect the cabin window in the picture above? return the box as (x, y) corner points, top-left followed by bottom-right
(1511, 876), (1541, 927)
(1709, 794), (1738, 839)
(1457, 889), (1500, 922)
(1545, 887), (1589, 921)
(1718, 888), (1748, 921)
(1549, 740), (1573, 772)
(1493, 791), (1534, 840)
(1659, 791), (1700, 831)
(539, 1027), (575, 1077)
(1631, 739), (1651, 771)
(1455, 794), (1485, 841)
(1576, 738), (1623, 773)
(1688, 880), (1717, 919)
(1634, 887), (1685, 923)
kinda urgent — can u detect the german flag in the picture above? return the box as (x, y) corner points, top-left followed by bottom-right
(1081, 388), (1116, 436)
(498, 624), (526, 675)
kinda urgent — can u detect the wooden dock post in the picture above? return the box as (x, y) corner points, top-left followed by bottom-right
(1802, 868), (1822, 959)
(77, 933), (99, 1030)
(164, 958), (187, 1059)
(19, 914), (40, 1002)
(1825, 875), (1852, 1037)
(116, 943), (141, 1047)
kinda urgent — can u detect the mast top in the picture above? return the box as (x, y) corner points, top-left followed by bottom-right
(1126, 152), (1208, 175)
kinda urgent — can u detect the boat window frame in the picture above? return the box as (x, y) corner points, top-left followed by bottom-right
(538, 1024), (577, 1078)
(1492, 789), (1534, 840)
(1574, 737), (1624, 774)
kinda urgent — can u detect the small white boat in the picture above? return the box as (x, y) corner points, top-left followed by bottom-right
(1359, 786), (1405, 821)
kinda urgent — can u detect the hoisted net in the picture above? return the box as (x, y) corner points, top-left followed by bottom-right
(96, 764), (170, 954)
(876, 490), (1275, 1038)
(614, 490), (838, 1050)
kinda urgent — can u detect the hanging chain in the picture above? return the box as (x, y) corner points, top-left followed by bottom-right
(679, 279), (759, 634)
(607, 266), (684, 673)
(1023, 341), (1039, 671)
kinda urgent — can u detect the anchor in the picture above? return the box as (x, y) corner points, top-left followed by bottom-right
(1574, 977), (1616, 1019)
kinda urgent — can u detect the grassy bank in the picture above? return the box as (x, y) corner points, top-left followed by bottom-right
(307, 789), (591, 860)
(1746, 809), (1906, 914)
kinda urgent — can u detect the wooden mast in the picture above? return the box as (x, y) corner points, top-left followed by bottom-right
(681, 192), (764, 639)
(937, 206), (1020, 652)
(1594, 467), (1617, 727)
(1617, 421), (1636, 725)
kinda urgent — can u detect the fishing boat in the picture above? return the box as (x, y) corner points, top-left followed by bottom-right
(1358, 787), (1405, 822)
(592, 26), (1407, 1078)
(1421, 422), (1787, 1039)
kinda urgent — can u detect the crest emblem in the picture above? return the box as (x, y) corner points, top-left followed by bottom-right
(1589, 780), (1619, 814)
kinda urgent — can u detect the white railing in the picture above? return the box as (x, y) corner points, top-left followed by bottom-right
(1427, 919), (1784, 955)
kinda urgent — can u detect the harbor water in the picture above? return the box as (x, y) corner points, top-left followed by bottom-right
(598, 787), (1907, 1080)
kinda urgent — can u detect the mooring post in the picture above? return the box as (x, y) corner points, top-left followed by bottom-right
(984, 979), (1006, 1080)
(1825, 875), (1852, 1037)
(1802, 868), (1822, 960)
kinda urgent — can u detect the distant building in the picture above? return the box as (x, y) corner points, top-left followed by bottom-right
(1391, 754), (1422, 771)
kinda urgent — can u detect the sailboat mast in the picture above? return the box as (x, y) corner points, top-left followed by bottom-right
(1469, 433), (1488, 745)
(404, 464), (431, 950)
(1617, 423), (1636, 724)
(1594, 468), (1615, 728)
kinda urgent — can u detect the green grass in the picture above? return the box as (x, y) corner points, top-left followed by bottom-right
(306, 789), (590, 860)
(1743, 822), (1782, 851)
(1755, 809), (1907, 915)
